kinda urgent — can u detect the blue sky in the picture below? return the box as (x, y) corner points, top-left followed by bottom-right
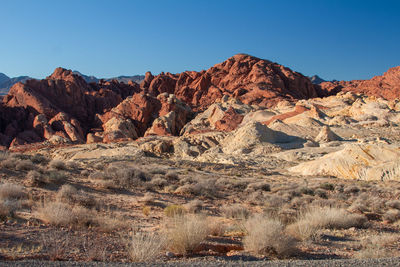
(0, 0), (399, 81)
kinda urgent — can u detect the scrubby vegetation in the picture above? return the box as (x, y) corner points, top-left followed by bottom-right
(1, 151), (400, 262)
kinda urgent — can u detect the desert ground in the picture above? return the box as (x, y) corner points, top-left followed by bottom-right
(2, 85), (400, 264)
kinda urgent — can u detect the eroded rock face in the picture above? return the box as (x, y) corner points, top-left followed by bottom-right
(1, 55), (399, 151)
(289, 144), (400, 181)
(141, 54), (318, 110)
(318, 66), (400, 100)
(100, 93), (192, 142)
(1, 68), (140, 147)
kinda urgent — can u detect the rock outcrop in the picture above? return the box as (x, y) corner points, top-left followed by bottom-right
(289, 144), (400, 181)
(1, 68), (140, 147)
(318, 66), (400, 100)
(140, 54), (318, 111)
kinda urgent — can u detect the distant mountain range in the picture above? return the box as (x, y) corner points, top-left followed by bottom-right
(0, 71), (145, 95)
(309, 75), (326, 84)
(0, 73), (32, 95)
(72, 71), (145, 85)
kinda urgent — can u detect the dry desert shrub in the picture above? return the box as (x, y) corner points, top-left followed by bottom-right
(165, 171), (179, 181)
(126, 231), (165, 262)
(30, 153), (49, 165)
(25, 169), (67, 187)
(0, 183), (26, 200)
(264, 195), (287, 214)
(383, 209), (400, 223)
(0, 151), (9, 162)
(25, 170), (45, 186)
(48, 159), (67, 170)
(164, 204), (186, 217)
(191, 178), (220, 198)
(15, 159), (36, 171)
(92, 165), (152, 189)
(386, 200), (400, 210)
(0, 200), (20, 219)
(0, 158), (17, 169)
(245, 181), (271, 193)
(344, 185), (360, 194)
(208, 217), (226, 237)
(243, 215), (297, 257)
(56, 184), (96, 208)
(184, 199), (203, 213)
(221, 204), (250, 220)
(287, 207), (367, 241)
(34, 202), (98, 227)
(319, 182), (335, 191)
(0, 182), (25, 219)
(45, 170), (68, 184)
(165, 214), (210, 255)
(150, 177), (168, 189)
(355, 233), (399, 259)
(35, 202), (74, 226)
(65, 161), (80, 171)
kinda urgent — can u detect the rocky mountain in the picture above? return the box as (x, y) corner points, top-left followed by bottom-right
(73, 71), (145, 84)
(309, 75), (326, 84)
(139, 54), (318, 110)
(319, 66), (400, 100)
(0, 54), (399, 150)
(0, 73), (32, 95)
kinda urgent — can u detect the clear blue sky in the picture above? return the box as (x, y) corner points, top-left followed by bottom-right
(1, 0), (399, 81)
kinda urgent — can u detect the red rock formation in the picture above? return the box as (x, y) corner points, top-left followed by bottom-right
(1, 68), (140, 147)
(214, 107), (244, 132)
(141, 54), (318, 110)
(100, 93), (192, 141)
(318, 66), (400, 100)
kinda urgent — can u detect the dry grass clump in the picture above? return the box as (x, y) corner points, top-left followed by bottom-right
(174, 178), (220, 198)
(165, 214), (210, 255)
(0, 200), (20, 219)
(126, 231), (165, 262)
(35, 202), (75, 226)
(184, 199), (203, 213)
(149, 177), (168, 189)
(0, 183), (26, 200)
(191, 178), (220, 198)
(30, 153), (49, 165)
(344, 185), (360, 194)
(264, 195), (287, 214)
(244, 215), (297, 257)
(34, 202), (106, 228)
(48, 159), (67, 170)
(0, 158), (17, 169)
(15, 159), (36, 171)
(90, 165), (152, 189)
(0, 183), (25, 219)
(164, 205), (186, 217)
(65, 161), (80, 170)
(56, 184), (96, 208)
(383, 209), (400, 223)
(386, 200), (400, 210)
(319, 182), (335, 191)
(287, 207), (367, 241)
(355, 234), (399, 259)
(25, 170), (66, 187)
(221, 204), (250, 220)
(245, 181), (270, 193)
(165, 171), (179, 181)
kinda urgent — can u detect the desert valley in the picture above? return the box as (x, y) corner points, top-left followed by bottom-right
(1, 54), (400, 263)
